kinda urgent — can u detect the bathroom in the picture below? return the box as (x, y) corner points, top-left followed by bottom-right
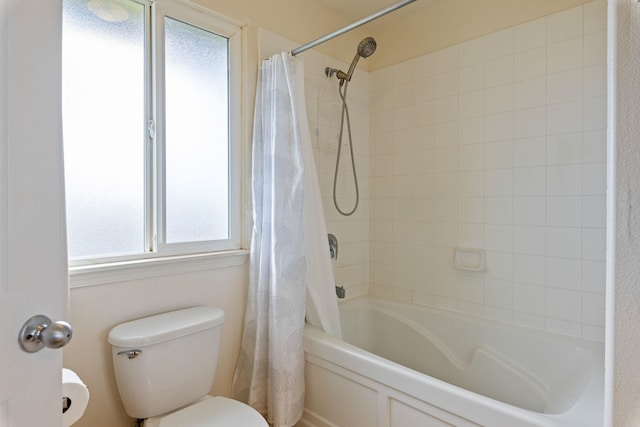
(2, 0), (639, 426)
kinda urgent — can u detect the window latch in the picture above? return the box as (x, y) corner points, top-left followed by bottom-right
(147, 119), (156, 139)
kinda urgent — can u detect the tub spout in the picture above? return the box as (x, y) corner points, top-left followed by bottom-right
(335, 285), (346, 299)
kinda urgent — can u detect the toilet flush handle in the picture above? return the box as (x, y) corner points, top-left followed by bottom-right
(117, 349), (142, 359)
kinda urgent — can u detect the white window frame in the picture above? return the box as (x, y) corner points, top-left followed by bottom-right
(66, 0), (243, 267)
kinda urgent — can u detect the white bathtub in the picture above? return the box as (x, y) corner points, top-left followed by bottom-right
(299, 296), (603, 427)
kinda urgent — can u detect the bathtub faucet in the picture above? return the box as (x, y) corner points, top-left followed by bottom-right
(328, 233), (338, 260)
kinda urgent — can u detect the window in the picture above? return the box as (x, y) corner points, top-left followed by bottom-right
(62, 0), (241, 264)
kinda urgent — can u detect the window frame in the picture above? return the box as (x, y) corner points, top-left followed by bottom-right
(65, 0), (243, 267)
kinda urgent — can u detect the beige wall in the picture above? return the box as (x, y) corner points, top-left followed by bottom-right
(64, 261), (249, 427)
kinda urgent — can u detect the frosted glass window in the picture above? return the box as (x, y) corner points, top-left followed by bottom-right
(62, 0), (146, 258)
(164, 18), (229, 243)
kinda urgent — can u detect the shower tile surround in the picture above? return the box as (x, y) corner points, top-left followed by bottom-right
(370, 0), (607, 341)
(259, 0), (606, 342)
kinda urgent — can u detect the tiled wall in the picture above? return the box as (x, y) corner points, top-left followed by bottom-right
(369, 0), (607, 341)
(258, 29), (371, 298)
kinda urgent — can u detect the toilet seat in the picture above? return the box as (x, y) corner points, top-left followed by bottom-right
(144, 396), (268, 427)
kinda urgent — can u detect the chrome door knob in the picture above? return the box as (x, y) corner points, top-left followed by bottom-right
(18, 315), (73, 353)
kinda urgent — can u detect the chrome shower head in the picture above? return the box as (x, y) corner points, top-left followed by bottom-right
(336, 37), (377, 83)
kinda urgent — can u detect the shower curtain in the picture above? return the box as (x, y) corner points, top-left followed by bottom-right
(232, 52), (341, 427)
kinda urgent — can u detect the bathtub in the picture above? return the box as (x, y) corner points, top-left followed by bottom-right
(299, 296), (603, 427)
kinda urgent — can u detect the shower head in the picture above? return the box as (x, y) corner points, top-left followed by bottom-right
(336, 37), (377, 83)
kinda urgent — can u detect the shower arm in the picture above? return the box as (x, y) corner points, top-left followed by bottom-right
(290, 0), (416, 56)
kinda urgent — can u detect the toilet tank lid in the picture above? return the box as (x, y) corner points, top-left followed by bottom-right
(108, 306), (225, 348)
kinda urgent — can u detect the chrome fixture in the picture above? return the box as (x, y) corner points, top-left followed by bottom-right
(328, 233), (338, 260)
(335, 285), (346, 299)
(335, 37), (377, 83)
(290, 0), (416, 56)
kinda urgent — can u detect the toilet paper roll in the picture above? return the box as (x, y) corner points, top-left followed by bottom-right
(62, 368), (89, 427)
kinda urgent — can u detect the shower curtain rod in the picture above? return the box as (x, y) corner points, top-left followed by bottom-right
(290, 0), (417, 56)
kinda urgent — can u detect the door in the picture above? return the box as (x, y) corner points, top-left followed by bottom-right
(0, 0), (69, 426)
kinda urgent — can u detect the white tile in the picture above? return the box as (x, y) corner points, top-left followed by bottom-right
(485, 305), (513, 324)
(547, 37), (583, 74)
(458, 222), (484, 247)
(515, 47), (546, 81)
(547, 133), (582, 165)
(583, 196), (606, 228)
(546, 227), (582, 259)
(515, 107), (546, 139)
(514, 77), (546, 110)
(434, 147), (458, 172)
(435, 45), (459, 74)
(514, 311), (545, 329)
(459, 144), (484, 171)
(546, 196), (582, 227)
(583, 96), (607, 131)
(583, 163), (606, 195)
(434, 122), (459, 147)
(584, 31), (607, 66)
(485, 224), (513, 252)
(583, 129), (607, 163)
(514, 197), (546, 226)
(392, 82), (414, 108)
(547, 69), (583, 104)
(484, 251), (513, 281)
(485, 141), (514, 170)
(459, 90), (485, 119)
(547, 164), (582, 195)
(435, 71), (459, 100)
(459, 37), (485, 67)
(458, 274), (485, 303)
(583, 63), (607, 98)
(433, 96), (459, 124)
(412, 53), (436, 79)
(547, 101), (582, 135)
(515, 17), (546, 53)
(514, 254), (546, 286)
(459, 117), (485, 145)
(514, 283), (545, 315)
(546, 6), (583, 44)
(371, 66), (394, 91)
(459, 63), (485, 93)
(583, 228), (606, 261)
(546, 317), (582, 338)
(583, 293), (605, 327)
(393, 60), (415, 86)
(546, 257), (582, 290)
(513, 226), (546, 255)
(414, 77), (436, 102)
(582, 325), (605, 342)
(484, 279), (513, 309)
(584, 0), (607, 34)
(583, 260), (606, 294)
(393, 105), (414, 130)
(546, 288), (582, 322)
(484, 197), (513, 225)
(514, 137), (546, 167)
(435, 172), (458, 197)
(458, 171), (484, 197)
(484, 27), (514, 60)
(514, 167), (546, 196)
(458, 197), (484, 224)
(486, 56), (514, 87)
(485, 112), (514, 141)
(484, 169), (514, 197)
(485, 84), (514, 115)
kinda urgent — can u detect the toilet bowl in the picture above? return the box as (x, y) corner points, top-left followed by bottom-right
(108, 306), (267, 427)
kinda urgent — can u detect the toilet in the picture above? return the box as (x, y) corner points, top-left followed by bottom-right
(108, 306), (268, 427)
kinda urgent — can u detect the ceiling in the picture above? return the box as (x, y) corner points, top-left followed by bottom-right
(311, 0), (433, 28)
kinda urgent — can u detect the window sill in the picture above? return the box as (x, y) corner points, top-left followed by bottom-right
(68, 250), (250, 289)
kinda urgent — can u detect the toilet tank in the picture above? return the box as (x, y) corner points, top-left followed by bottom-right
(108, 306), (225, 419)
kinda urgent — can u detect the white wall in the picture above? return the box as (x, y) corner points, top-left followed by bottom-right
(607, 0), (640, 424)
(369, 1), (608, 341)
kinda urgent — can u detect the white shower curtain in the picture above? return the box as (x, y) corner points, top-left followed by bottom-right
(232, 52), (341, 427)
